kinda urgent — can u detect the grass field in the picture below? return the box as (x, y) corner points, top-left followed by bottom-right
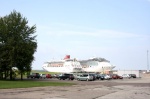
(0, 70), (74, 89)
(0, 80), (75, 89)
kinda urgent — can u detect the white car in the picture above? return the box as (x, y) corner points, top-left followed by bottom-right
(102, 74), (111, 80)
(122, 74), (131, 78)
(40, 74), (46, 79)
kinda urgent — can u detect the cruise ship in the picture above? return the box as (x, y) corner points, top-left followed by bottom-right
(42, 55), (83, 73)
(42, 55), (115, 73)
(79, 57), (115, 73)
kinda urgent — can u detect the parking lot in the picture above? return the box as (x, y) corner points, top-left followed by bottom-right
(0, 76), (150, 99)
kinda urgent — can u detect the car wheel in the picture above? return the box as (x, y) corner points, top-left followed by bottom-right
(77, 78), (80, 81)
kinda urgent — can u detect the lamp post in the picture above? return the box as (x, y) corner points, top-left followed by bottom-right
(147, 50), (149, 73)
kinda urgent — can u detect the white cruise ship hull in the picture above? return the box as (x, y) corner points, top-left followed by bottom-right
(42, 62), (83, 73)
(42, 55), (83, 73)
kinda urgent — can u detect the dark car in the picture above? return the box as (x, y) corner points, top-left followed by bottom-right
(129, 74), (136, 78)
(96, 74), (105, 80)
(90, 73), (97, 80)
(27, 73), (40, 79)
(57, 73), (74, 80)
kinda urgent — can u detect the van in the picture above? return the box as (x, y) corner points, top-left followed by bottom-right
(77, 74), (93, 81)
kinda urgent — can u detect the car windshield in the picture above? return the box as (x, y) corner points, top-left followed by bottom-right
(82, 74), (88, 77)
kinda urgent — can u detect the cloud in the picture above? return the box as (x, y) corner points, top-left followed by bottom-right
(37, 24), (147, 40)
(64, 29), (142, 39)
(36, 23), (149, 50)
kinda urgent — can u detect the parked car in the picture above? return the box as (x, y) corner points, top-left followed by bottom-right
(102, 74), (111, 80)
(96, 74), (105, 80)
(46, 74), (52, 78)
(111, 74), (123, 79)
(73, 74), (81, 80)
(122, 74), (131, 78)
(90, 73), (97, 80)
(129, 74), (136, 78)
(118, 75), (123, 79)
(57, 73), (74, 80)
(27, 73), (40, 79)
(77, 74), (93, 81)
(40, 74), (46, 79)
(52, 74), (59, 78)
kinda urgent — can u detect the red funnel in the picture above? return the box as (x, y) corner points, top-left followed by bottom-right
(64, 55), (70, 60)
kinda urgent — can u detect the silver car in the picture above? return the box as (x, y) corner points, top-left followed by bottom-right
(122, 74), (131, 78)
(40, 74), (46, 79)
(77, 74), (93, 81)
(102, 74), (111, 80)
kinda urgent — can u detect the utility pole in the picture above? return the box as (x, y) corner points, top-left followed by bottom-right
(147, 50), (149, 73)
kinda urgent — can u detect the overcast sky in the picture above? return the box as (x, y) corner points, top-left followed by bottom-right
(1, 0), (150, 70)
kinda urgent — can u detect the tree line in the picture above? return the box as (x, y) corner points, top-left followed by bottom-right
(0, 10), (37, 80)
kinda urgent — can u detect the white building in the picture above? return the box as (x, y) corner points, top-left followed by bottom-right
(116, 70), (141, 77)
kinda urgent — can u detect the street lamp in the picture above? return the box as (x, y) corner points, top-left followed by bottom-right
(147, 50), (149, 73)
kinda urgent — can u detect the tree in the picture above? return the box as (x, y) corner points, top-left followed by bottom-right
(0, 44), (10, 79)
(0, 10), (37, 80)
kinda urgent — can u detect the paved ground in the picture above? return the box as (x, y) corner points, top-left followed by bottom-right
(0, 77), (150, 99)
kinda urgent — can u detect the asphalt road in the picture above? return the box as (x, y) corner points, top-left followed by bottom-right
(0, 77), (150, 99)
(27, 77), (150, 87)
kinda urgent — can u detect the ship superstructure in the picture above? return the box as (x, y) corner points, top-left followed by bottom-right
(79, 57), (115, 73)
(42, 55), (83, 73)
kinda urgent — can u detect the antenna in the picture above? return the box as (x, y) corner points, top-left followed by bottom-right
(147, 50), (149, 73)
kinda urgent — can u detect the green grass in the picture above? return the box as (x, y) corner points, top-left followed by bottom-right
(0, 80), (75, 89)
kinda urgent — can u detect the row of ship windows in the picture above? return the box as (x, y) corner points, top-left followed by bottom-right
(82, 66), (112, 69)
(46, 65), (111, 69)
(47, 65), (81, 67)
